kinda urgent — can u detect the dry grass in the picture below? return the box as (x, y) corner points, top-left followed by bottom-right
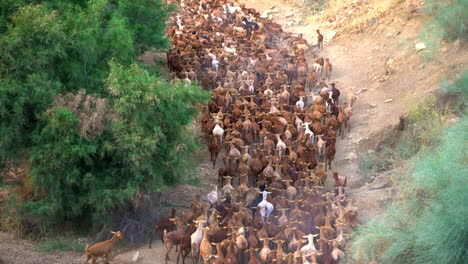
(307, 0), (407, 33)
(0, 162), (36, 237)
(48, 90), (114, 138)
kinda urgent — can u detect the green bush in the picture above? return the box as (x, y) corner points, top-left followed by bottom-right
(421, 0), (467, 55)
(0, 0), (210, 235)
(441, 70), (468, 95)
(0, 0), (170, 163)
(440, 70), (467, 115)
(22, 62), (208, 231)
(351, 117), (468, 264)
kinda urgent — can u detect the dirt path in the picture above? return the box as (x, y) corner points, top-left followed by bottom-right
(236, 0), (407, 221)
(238, 0), (467, 221)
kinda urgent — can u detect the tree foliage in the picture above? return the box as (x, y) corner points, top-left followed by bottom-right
(0, 0), (209, 234)
(0, 0), (171, 161)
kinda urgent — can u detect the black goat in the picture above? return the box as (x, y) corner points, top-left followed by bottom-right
(242, 17), (259, 30)
(330, 83), (340, 105)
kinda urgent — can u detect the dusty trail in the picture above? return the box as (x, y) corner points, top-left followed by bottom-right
(240, 0), (467, 221)
(236, 0), (408, 221)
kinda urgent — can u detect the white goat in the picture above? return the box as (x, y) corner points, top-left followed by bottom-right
(257, 191), (274, 222)
(207, 184), (218, 206)
(303, 122), (315, 141)
(296, 96), (305, 109)
(224, 3), (242, 14)
(212, 123), (224, 144)
(301, 234), (319, 256)
(191, 220), (206, 263)
(312, 63), (322, 76)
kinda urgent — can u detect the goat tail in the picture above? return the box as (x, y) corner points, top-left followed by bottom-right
(85, 244), (89, 252)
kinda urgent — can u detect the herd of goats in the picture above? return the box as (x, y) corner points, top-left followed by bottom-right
(85, 0), (360, 263)
(158, 0), (360, 263)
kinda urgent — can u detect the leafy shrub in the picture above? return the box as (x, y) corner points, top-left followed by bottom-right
(20, 62), (209, 231)
(0, 0), (170, 163)
(351, 118), (468, 263)
(0, 0), (209, 236)
(420, 0), (467, 55)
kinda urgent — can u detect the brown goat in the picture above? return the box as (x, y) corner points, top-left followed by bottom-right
(324, 58), (332, 81)
(325, 144), (336, 171)
(209, 135), (221, 169)
(163, 217), (185, 263)
(149, 208), (177, 248)
(316, 30), (324, 49)
(85, 231), (122, 264)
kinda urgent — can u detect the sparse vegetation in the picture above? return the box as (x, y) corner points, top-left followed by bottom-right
(359, 152), (391, 182)
(37, 236), (84, 253)
(420, 0), (467, 55)
(359, 67), (467, 180)
(359, 95), (445, 180)
(440, 70), (468, 114)
(307, 0), (405, 33)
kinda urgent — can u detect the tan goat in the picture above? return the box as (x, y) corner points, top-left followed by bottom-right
(84, 231), (123, 264)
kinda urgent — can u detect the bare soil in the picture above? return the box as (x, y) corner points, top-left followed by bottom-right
(1, 0), (466, 263)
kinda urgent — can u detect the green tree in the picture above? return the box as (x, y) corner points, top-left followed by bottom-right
(106, 61), (210, 185)
(115, 0), (172, 53)
(0, 0), (209, 235)
(22, 62), (208, 230)
(0, 74), (62, 161)
(0, 0), (170, 161)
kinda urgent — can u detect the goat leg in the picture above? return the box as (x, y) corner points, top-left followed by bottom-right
(177, 248), (181, 264)
(149, 225), (159, 248)
(166, 243), (173, 262)
(182, 247), (190, 264)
